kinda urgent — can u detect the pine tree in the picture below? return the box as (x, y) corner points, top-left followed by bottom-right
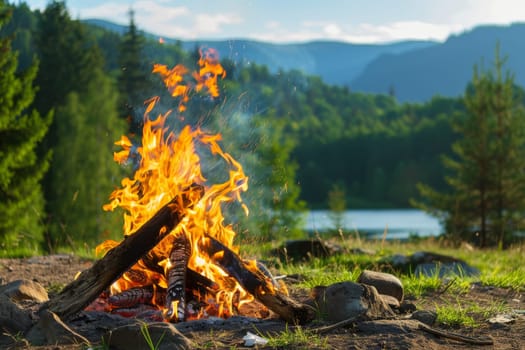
(0, 1), (51, 255)
(34, 1), (103, 117)
(413, 47), (525, 247)
(34, 1), (127, 251)
(251, 112), (306, 240)
(47, 69), (126, 250)
(117, 9), (153, 136)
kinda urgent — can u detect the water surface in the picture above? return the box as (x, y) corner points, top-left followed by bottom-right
(305, 209), (442, 239)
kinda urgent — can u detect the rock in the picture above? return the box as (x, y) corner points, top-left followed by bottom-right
(104, 322), (195, 350)
(379, 294), (400, 308)
(348, 247), (376, 255)
(357, 270), (404, 302)
(0, 279), (49, 303)
(313, 281), (394, 322)
(488, 313), (516, 325)
(398, 300), (417, 314)
(0, 294), (33, 334)
(274, 239), (343, 261)
(414, 261), (480, 278)
(410, 310), (437, 326)
(25, 310), (90, 346)
(381, 251), (480, 278)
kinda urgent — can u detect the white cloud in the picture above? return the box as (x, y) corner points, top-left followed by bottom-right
(78, 0), (242, 39)
(75, 3), (129, 22)
(249, 19), (464, 44)
(194, 13), (243, 35)
(357, 21), (463, 42)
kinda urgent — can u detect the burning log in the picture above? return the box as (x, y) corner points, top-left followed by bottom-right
(165, 232), (191, 321)
(108, 286), (155, 308)
(200, 236), (315, 324)
(39, 184), (204, 321)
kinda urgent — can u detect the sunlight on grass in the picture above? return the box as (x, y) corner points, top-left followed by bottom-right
(435, 297), (509, 328)
(436, 302), (478, 327)
(263, 325), (329, 349)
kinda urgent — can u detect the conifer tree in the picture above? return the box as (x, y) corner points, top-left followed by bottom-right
(413, 48), (525, 247)
(34, 1), (127, 251)
(118, 9), (153, 136)
(47, 69), (126, 249)
(0, 1), (51, 254)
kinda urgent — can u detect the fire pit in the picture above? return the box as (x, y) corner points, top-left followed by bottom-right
(37, 49), (313, 327)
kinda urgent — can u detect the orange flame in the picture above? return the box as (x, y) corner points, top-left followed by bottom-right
(98, 49), (261, 321)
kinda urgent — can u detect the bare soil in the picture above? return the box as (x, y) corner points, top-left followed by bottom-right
(0, 255), (524, 350)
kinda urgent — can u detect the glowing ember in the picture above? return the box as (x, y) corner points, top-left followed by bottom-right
(96, 49), (266, 321)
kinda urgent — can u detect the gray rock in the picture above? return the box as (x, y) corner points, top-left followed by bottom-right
(25, 310), (89, 346)
(410, 310), (437, 325)
(357, 269), (404, 302)
(382, 251), (480, 278)
(414, 261), (480, 278)
(314, 281), (394, 322)
(0, 294), (33, 334)
(0, 279), (49, 303)
(379, 294), (400, 308)
(104, 322), (194, 350)
(348, 247), (376, 255)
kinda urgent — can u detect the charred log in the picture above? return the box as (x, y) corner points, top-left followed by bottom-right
(108, 287), (154, 308)
(165, 232), (191, 321)
(39, 184), (204, 321)
(199, 236), (315, 324)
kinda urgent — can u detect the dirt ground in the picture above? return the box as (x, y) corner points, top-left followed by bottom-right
(0, 254), (524, 350)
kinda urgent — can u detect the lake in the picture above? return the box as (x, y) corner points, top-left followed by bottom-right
(304, 209), (442, 240)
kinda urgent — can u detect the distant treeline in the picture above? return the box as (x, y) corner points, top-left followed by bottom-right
(3, 1), (523, 252)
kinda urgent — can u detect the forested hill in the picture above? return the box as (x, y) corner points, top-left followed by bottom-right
(84, 19), (435, 85)
(85, 20), (525, 102)
(351, 23), (525, 102)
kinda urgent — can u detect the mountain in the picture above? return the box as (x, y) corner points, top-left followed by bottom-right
(83, 19), (435, 85)
(351, 23), (525, 102)
(84, 19), (525, 103)
(176, 39), (436, 85)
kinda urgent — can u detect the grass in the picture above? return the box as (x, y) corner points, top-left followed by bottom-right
(139, 322), (166, 350)
(240, 233), (525, 331)
(263, 325), (330, 349)
(2, 232), (523, 347)
(435, 297), (509, 328)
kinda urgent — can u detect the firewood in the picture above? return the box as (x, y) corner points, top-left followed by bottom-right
(199, 236), (315, 324)
(108, 286), (154, 308)
(165, 232), (191, 321)
(186, 267), (219, 296)
(39, 184), (204, 321)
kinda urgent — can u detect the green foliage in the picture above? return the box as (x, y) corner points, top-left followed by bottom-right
(0, 0), (51, 255)
(34, 1), (104, 116)
(249, 112), (307, 240)
(45, 69), (126, 250)
(413, 47), (525, 247)
(117, 9), (155, 135)
(327, 182), (346, 231)
(33, 1), (126, 251)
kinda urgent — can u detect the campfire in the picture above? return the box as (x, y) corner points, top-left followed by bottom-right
(39, 49), (313, 325)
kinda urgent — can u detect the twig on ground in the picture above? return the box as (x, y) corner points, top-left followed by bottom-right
(417, 322), (494, 346)
(308, 316), (359, 334)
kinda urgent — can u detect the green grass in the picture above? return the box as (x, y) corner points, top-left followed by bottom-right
(2, 231), (523, 340)
(263, 325), (329, 349)
(435, 297), (509, 328)
(243, 236), (525, 294)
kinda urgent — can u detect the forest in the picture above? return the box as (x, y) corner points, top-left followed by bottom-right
(2, 0), (525, 253)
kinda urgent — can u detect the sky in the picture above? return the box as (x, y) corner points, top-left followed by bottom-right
(20, 0), (525, 44)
